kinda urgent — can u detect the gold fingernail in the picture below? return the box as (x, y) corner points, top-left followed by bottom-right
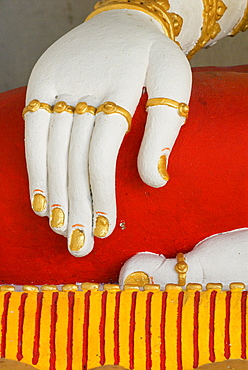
(50, 208), (65, 228)
(158, 155), (170, 181)
(32, 194), (47, 212)
(124, 271), (150, 288)
(94, 215), (109, 238)
(69, 229), (85, 251)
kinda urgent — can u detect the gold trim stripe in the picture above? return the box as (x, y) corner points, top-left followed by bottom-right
(146, 97), (189, 118)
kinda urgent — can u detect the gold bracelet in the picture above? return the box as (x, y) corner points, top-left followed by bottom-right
(22, 99), (53, 118)
(75, 102), (96, 115)
(96, 101), (132, 132)
(175, 253), (188, 286)
(53, 101), (75, 114)
(187, 0), (227, 59)
(86, 0), (183, 42)
(230, 3), (248, 36)
(146, 98), (189, 118)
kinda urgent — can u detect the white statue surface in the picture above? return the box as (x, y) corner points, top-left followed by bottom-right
(23, 0), (248, 257)
(119, 228), (248, 290)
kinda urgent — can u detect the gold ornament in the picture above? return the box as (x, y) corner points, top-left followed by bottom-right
(41, 285), (58, 291)
(81, 282), (100, 290)
(74, 102), (96, 115)
(175, 253), (188, 286)
(144, 283), (160, 291)
(146, 97), (189, 118)
(86, 0), (183, 42)
(187, 0), (227, 59)
(96, 101), (132, 133)
(230, 3), (248, 36)
(103, 284), (120, 291)
(22, 99), (53, 117)
(23, 285), (39, 292)
(54, 101), (74, 114)
(62, 284), (78, 291)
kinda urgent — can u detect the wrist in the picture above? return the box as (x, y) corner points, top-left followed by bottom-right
(86, 0), (183, 43)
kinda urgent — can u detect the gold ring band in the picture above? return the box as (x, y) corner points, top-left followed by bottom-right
(23, 100), (97, 118)
(146, 97), (189, 118)
(23, 100), (131, 132)
(175, 253), (188, 286)
(96, 101), (132, 132)
(22, 99), (53, 118)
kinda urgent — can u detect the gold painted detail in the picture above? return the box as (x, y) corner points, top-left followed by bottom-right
(96, 101), (132, 133)
(54, 101), (74, 114)
(103, 284), (120, 291)
(32, 194), (47, 213)
(23, 285), (39, 292)
(75, 102), (96, 115)
(146, 97), (189, 118)
(158, 155), (170, 181)
(229, 282), (246, 291)
(206, 283), (223, 291)
(124, 271), (150, 287)
(81, 282), (100, 290)
(22, 99), (53, 117)
(230, 3), (248, 36)
(86, 0), (183, 42)
(0, 285), (15, 292)
(50, 208), (65, 228)
(165, 283), (183, 291)
(62, 284), (78, 291)
(186, 283), (202, 291)
(175, 253), (188, 286)
(23, 100), (97, 118)
(124, 284), (140, 290)
(187, 0), (227, 59)
(69, 229), (85, 252)
(144, 284), (160, 291)
(41, 285), (58, 291)
(94, 215), (109, 238)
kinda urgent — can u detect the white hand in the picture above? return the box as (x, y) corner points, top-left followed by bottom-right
(24, 9), (192, 257)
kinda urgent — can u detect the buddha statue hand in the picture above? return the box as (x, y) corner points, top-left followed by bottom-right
(23, 4), (192, 256)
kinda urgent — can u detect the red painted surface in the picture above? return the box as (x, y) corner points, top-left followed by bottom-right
(0, 66), (248, 285)
(32, 292), (43, 365)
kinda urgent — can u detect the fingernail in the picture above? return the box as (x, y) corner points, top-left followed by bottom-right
(32, 194), (47, 212)
(50, 208), (65, 228)
(94, 215), (109, 238)
(158, 155), (170, 181)
(124, 271), (150, 287)
(69, 229), (85, 251)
